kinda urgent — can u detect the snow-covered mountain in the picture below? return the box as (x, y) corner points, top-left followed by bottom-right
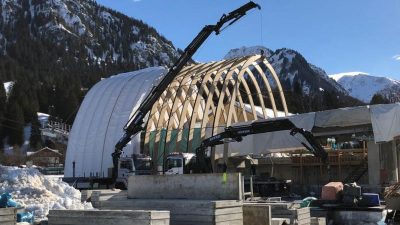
(329, 72), (400, 103)
(224, 46), (273, 59)
(0, 0), (179, 70)
(225, 46), (347, 96)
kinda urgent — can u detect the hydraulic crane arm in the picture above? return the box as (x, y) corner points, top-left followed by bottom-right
(195, 118), (328, 172)
(112, 1), (261, 180)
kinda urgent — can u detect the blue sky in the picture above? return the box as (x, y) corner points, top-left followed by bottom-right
(96, 0), (400, 79)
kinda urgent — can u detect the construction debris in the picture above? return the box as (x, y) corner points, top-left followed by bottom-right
(384, 182), (400, 198)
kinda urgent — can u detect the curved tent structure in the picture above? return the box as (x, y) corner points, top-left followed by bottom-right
(65, 67), (167, 177)
(65, 55), (288, 177)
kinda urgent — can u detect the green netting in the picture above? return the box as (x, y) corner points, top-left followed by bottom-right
(148, 131), (156, 159)
(168, 129), (179, 153)
(180, 128), (189, 152)
(148, 128), (202, 164)
(191, 128), (202, 153)
(156, 129), (167, 166)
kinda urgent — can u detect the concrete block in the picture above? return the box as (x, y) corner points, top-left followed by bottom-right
(243, 205), (271, 225)
(271, 218), (290, 225)
(311, 217), (326, 225)
(48, 210), (169, 225)
(94, 195), (243, 225)
(128, 173), (242, 200)
(0, 208), (16, 225)
(310, 208), (328, 218)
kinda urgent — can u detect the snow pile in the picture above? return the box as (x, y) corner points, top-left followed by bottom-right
(0, 166), (92, 221)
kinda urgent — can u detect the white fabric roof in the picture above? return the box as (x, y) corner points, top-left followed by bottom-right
(65, 67), (166, 177)
(370, 104), (400, 142)
(224, 104), (400, 156)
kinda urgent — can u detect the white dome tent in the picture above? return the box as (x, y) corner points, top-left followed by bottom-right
(65, 67), (166, 177)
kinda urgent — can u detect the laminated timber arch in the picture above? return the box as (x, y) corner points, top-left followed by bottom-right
(143, 55), (288, 165)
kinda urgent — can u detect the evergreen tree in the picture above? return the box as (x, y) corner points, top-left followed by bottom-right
(370, 94), (390, 104)
(4, 101), (24, 146)
(0, 79), (6, 148)
(29, 113), (42, 150)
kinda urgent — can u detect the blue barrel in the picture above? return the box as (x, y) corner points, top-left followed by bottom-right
(362, 193), (380, 206)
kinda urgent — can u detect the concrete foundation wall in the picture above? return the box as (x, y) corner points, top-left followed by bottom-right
(128, 173), (242, 200)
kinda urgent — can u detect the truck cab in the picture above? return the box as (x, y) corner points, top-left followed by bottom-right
(165, 153), (196, 175)
(115, 154), (152, 189)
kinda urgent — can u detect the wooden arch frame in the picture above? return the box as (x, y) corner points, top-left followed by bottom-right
(142, 55), (288, 164)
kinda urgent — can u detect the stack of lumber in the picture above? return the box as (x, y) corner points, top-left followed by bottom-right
(384, 182), (400, 210)
(384, 183), (400, 198)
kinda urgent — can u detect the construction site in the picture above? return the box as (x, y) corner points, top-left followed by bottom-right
(1, 1), (400, 225)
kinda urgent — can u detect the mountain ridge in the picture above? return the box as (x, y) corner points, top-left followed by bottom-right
(329, 72), (400, 103)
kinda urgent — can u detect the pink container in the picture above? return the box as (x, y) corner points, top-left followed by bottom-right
(321, 182), (343, 200)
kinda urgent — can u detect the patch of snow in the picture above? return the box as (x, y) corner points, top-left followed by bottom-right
(132, 25), (140, 35)
(302, 82), (310, 95)
(0, 166), (93, 223)
(100, 11), (114, 23)
(159, 52), (170, 64)
(131, 41), (146, 51)
(3, 81), (14, 97)
(224, 46), (273, 59)
(37, 112), (49, 128)
(329, 72), (370, 81)
(52, 0), (87, 36)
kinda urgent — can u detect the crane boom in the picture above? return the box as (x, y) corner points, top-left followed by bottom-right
(112, 1), (261, 180)
(195, 118), (328, 173)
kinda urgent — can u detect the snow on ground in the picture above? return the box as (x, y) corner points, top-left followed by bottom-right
(0, 166), (92, 222)
(37, 112), (49, 128)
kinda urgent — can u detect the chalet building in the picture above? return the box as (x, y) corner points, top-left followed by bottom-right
(27, 147), (63, 167)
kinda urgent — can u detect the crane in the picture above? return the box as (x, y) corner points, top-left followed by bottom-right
(112, 1), (261, 181)
(194, 118), (328, 173)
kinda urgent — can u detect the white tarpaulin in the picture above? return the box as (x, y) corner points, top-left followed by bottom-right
(65, 67), (166, 177)
(314, 106), (371, 128)
(370, 103), (400, 142)
(220, 112), (316, 157)
(222, 103), (400, 156)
